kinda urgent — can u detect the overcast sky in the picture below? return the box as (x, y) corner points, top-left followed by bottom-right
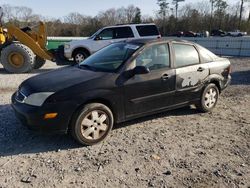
(0, 0), (243, 19)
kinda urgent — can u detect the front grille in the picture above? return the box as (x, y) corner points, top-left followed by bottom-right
(15, 90), (26, 103)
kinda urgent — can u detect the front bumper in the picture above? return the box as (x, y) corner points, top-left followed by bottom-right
(64, 46), (73, 59)
(51, 45), (74, 65)
(11, 92), (76, 134)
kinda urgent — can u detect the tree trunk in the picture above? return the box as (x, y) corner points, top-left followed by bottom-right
(239, 0), (244, 29)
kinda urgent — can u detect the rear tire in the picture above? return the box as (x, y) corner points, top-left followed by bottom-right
(71, 103), (114, 146)
(1, 43), (35, 73)
(196, 83), (219, 112)
(33, 56), (46, 69)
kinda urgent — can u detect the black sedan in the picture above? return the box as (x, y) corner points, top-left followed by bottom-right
(12, 39), (231, 145)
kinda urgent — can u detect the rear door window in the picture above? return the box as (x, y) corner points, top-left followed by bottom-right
(173, 43), (200, 68)
(115, 27), (134, 39)
(136, 25), (160, 37)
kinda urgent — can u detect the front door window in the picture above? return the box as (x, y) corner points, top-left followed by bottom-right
(135, 43), (170, 71)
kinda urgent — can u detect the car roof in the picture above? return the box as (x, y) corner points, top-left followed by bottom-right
(126, 38), (195, 46)
(103, 23), (156, 29)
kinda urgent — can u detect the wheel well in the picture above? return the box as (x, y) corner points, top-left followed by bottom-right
(68, 98), (116, 132)
(72, 47), (90, 58)
(210, 80), (221, 93)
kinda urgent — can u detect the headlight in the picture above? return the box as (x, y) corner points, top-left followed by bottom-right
(64, 44), (70, 49)
(24, 92), (54, 106)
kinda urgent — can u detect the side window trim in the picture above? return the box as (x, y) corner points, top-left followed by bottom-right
(172, 42), (201, 69)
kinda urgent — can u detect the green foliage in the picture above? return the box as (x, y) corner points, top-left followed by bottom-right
(132, 8), (142, 24)
(157, 0), (169, 18)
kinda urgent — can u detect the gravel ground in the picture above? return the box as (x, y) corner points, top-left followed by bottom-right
(0, 58), (249, 188)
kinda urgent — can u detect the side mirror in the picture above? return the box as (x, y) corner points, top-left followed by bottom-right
(124, 66), (150, 78)
(94, 35), (101, 41)
(133, 66), (150, 75)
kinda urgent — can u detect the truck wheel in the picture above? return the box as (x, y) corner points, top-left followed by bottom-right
(73, 50), (88, 64)
(71, 103), (114, 146)
(33, 56), (46, 69)
(1, 43), (35, 73)
(196, 83), (219, 112)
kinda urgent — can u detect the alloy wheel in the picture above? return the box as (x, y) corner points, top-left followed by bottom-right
(75, 53), (85, 63)
(80, 110), (109, 140)
(204, 88), (217, 108)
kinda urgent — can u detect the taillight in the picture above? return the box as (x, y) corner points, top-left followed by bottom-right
(157, 34), (162, 39)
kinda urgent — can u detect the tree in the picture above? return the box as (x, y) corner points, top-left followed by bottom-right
(125, 5), (138, 23)
(132, 8), (142, 23)
(172, 0), (185, 19)
(158, 0), (169, 19)
(209, 0), (216, 31)
(213, 0), (228, 28)
(239, 0), (250, 29)
(157, 0), (169, 35)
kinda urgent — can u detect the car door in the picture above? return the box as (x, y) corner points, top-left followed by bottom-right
(172, 43), (209, 104)
(123, 43), (176, 118)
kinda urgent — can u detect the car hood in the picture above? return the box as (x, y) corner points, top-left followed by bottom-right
(20, 66), (106, 94)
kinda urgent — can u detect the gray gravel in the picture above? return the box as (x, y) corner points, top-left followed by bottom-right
(0, 59), (249, 188)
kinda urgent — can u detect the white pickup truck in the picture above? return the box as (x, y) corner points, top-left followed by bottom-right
(63, 23), (161, 63)
(227, 30), (247, 37)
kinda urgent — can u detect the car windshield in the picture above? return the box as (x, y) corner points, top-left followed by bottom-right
(88, 29), (102, 39)
(79, 43), (141, 72)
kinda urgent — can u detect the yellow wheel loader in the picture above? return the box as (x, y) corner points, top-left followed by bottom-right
(0, 7), (71, 73)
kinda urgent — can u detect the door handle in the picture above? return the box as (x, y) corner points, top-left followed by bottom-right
(197, 67), (205, 72)
(161, 74), (169, 81)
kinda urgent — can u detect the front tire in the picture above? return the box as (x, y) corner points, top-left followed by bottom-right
(71, 103), (114, 146)
(73, 50), (88, 64)
(196, 83), (219, 112)
(1, 43), (35, 73)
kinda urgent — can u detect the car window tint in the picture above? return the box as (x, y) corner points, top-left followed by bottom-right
(135, 43), (170, 71)
(136, 25), (159, 36)
(99, 28), (114, 40)
(115, 27), (134, 39)
(173, 44), (199, 68)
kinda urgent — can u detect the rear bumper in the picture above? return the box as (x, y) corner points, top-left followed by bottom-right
(221, 75), (231, 91)
(11, 93), (75, 134)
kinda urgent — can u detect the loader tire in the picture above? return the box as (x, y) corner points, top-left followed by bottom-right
(33, 56), (46, 69)
(1, 43), (35, 73)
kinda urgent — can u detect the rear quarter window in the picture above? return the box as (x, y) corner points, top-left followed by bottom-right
(197, 45), (218, 63)
(136, 25), (160, 37)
